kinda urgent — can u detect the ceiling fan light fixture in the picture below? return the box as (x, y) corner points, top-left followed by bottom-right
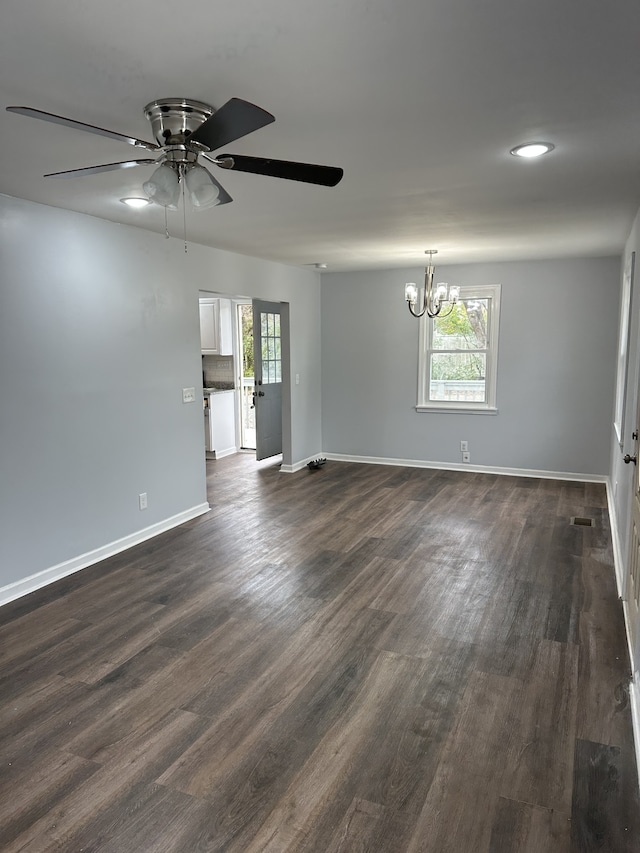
(510, 142), (555, 158)
(184, 165), (220, 209)
(120, 196), (151, 208)
(143, 163), (180, 207)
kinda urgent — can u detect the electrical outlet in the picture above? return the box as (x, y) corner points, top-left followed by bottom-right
(139, 492), (148, 510)
(462, 451), (471, 463)
(460, 440), (468, 452)
(182, 387), (196, 404)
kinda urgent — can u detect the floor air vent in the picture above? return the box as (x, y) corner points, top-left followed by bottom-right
(570, 516), (594, 527)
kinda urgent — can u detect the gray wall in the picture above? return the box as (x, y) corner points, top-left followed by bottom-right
(0, 194), (322, 590)
(321, 257), (620, 476)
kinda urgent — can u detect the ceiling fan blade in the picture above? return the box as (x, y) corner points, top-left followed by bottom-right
(44, 159), (157, 178)
(216, 154), (344, 187)
(189, 98), (275, 151)
(6, 106), (158, 151)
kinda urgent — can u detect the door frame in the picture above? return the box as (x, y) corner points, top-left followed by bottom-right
(620, 252), (640, 674)
(624, 400), (640, 668)
(197, 289), (292, 467)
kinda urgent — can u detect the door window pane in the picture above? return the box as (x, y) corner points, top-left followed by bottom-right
(260, 311), (282, 385)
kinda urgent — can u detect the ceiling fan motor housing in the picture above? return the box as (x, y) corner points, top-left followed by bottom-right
(144, 99), (214, 148)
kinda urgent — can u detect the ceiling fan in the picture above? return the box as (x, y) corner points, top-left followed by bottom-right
(6, 97), (344, 209)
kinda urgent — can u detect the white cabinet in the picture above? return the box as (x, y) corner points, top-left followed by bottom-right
(199, 298), (233, 355)
(205, 390), (236, 458)
(218, 298), (233, 355)
(199, 299), (219, 353)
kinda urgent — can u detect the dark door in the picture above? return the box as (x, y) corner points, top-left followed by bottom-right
(252, 299), (283, 461)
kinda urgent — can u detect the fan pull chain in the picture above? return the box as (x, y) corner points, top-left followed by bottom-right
(182, 166), (188, 253)
(164, 206), (169, 240)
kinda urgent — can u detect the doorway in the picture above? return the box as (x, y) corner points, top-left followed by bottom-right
(237, 302), (256, 450)
(198, 291), (290, 467)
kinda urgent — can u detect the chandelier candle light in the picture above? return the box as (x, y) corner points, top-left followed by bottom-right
(405, 250), (460, 318)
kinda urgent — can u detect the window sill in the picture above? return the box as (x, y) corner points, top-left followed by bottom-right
(415, 405), (498, 415)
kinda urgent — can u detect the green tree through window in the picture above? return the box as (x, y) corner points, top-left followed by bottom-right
(432, 300), (488, 381)
(240, 304), (254, 377)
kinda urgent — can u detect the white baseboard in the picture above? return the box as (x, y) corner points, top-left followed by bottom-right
(606, 478), (627, 598)
(280, 453), (325, 474)
(282, 451), (608, 482)
(0, 502), (210, 609)
(322, 452), (607, 483)
(215, 446), (238, 459)
(606, 481), (640, 791)
(631, 675), (640, 792)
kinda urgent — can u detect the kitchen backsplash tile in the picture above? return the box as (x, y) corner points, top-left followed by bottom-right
(203, 354), (235, 387)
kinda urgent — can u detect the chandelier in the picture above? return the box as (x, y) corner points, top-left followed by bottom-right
(404, 250), (460, 318)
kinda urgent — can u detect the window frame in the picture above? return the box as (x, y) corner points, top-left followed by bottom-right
(415, 284), (501, 414)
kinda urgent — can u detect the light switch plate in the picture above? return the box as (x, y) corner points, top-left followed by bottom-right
(182, 387), (196, 403)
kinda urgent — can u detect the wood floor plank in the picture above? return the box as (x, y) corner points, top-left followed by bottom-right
(576, 605), (633, 748)
(0, 750), (100, 849)
(235, 650), (429, 853)
(159, 608), (396, 801)
(498, 639), (579, 815)
(325, 798), (387, 853)
(0, 613), (89, 672)
(3, 642), (184, 762)
(74, 784), (203, 853)
(570, 738), (640, 852)
(403, 670), (523, 853)
(488, 797), (571, 853)
(61, 618), (258, 762)
(0, 675), (90, 746)
(3, 709), (209, 853)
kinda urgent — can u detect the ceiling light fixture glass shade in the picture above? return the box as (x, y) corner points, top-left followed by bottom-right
(184, 165), (220, 209)
(143, 164), (181, 207)
(405, 250), (460, 318)
(120, 197), (151, 208)
(510, 142), (554, 158)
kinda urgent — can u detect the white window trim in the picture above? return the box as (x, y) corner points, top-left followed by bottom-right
(415, 284), (501, 413)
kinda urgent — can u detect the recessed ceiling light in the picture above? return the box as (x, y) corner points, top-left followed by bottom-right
(120, 197), (151, 208)
(510, 142), (555, 158)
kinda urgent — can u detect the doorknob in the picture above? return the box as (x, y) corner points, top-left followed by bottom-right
(258, 390), (265, 397)
(624, 454), (637, 464)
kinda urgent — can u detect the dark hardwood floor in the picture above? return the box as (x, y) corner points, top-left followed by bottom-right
(1, 455), (639, 851)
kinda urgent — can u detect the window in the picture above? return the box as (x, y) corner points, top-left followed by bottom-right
(260, 311), (282, 384)
(416, 284), (501, 412)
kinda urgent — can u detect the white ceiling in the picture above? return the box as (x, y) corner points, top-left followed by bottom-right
(1, 0), (639, 272)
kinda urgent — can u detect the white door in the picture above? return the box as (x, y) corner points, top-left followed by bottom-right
(252, 300), (283, 461)
(625, 422), (640, 659)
